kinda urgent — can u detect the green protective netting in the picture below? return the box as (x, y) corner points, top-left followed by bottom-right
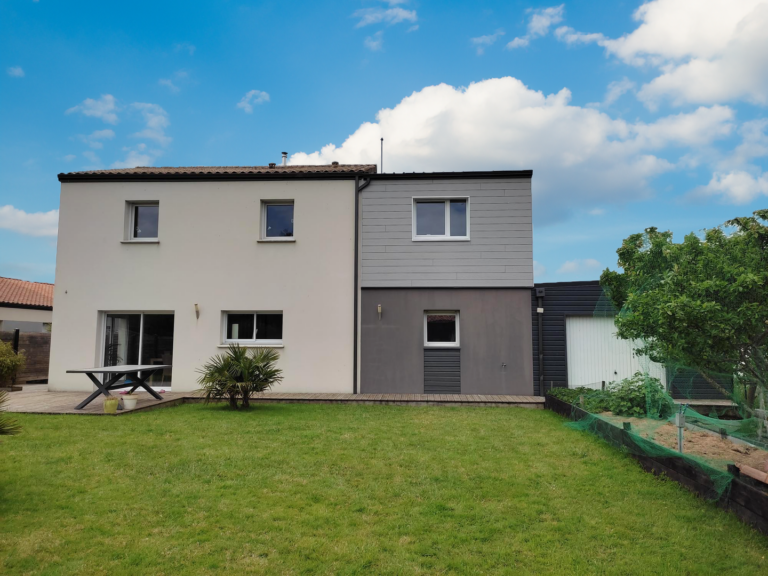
(565, 410), (735, 498)
(554, 210), (768, 499)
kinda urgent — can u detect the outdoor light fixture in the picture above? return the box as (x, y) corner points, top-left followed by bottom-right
(195, 303), (200, 319)
(377, 304), (382, 320)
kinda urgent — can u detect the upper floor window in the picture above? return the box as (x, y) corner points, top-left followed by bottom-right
(262, 201), (294, 240)
(223, 311), (283, 345)
(126, 202), (159, 241)
(413, 198), (469, 241)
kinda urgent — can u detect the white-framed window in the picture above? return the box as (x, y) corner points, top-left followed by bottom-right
(412, 197), (469, 241)
(424, 311), (460, 347)
(222, 311), (284, 345)
(261, 201), (294, 240)
(101, 312), (175, 386)
(126, 202), (160, 241)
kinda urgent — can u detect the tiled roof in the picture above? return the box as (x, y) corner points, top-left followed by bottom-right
(60, 164), (377, 178)
(0, 277), (54, 309)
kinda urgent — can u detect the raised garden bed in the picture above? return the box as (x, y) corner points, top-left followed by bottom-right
(546, 393), (768, 535)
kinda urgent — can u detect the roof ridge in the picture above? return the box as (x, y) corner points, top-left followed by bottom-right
(0, 276), (54, 286)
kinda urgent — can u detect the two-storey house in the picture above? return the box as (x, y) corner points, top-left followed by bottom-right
(48, 163), (533, 395)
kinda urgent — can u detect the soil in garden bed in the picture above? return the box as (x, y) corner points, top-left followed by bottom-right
(600, 413), (768, 473)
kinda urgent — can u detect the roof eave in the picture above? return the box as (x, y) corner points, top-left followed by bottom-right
(58, 170), (376, 183)
(368, 170), (532, 180)
(0, 302), (53, 311)
(58, 168), (532, 183)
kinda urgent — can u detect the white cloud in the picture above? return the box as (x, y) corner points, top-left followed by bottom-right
(471, 30), (505, 55)
(557, 258), (601, 274)
(236, 90), (270, 113)
(407, 25), (419, 33)
(66, 94), (118, 124)
(159, 70), (188, 93)
(528, 4), (565, 36)
(288, 77), (734, 223)
(533, 261), (547, 278)
(0, 205), (58, 237)
(159, 78), (179, 93)
(76, 129), (115, 149)
(82, 150), (101, 165)
(602, 78), (635, 106)
(7, 66), (24, 77)
(111, 150), (154, 169)
(556, 0), (768, 107)
(130, 103), (171, 146)
(63, 154), (76, 162)
(353, 7), (417, 28)
(174, 42), (196, 55)
(507, 37), (529, 49)
(722, 119), (768, 169)
(554, 26), (606, 46)
(588, 208), (606, 215)
(365, 31), (384, 52)
(693, 170), (768, 204)
(507, 4), (563, 49)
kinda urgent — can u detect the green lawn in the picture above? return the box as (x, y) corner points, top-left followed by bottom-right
(1, 404), (767, 575)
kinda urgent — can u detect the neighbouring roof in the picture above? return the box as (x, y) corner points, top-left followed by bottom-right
(59, 164), (378, 181)
(0, 277), (54, 310)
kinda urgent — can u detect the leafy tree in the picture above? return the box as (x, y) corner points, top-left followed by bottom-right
(600, 209), (768, 409)
(197, 344), (283, 409)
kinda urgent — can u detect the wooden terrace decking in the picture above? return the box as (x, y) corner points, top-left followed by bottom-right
(4, 387), (545, 416)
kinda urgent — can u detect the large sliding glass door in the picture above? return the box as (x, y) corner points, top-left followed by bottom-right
(103, 313), (174, 387)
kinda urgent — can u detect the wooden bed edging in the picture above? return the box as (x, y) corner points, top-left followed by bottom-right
(545, 394), (768, 536)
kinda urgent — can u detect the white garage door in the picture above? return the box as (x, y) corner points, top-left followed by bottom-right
(565, 316), (666, 389)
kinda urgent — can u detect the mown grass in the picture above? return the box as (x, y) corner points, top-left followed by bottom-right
(1, 403), (767, 575)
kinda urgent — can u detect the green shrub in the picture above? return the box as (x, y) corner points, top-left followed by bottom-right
(548, 373), (674, 419)
(607, 372), (674, 418)
(0, 340), (25, 385)
(549, 386), (612, 413)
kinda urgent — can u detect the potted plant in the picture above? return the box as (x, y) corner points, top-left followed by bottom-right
(103, 396), (119, 414)
(122, 393), (139, 410)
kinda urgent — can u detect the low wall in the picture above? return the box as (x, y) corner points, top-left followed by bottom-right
(0, 330), (51, 384)
(545, 394), (768, 536)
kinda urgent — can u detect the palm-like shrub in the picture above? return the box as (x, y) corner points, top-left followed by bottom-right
(196, 344), (283, 409)
(0, 390), (21, 436)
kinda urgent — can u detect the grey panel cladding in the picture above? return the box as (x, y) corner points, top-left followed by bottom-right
(361, 288), (533, 395)
(424, 348), (461, 394)
(361, 178), (533, 287)
(530, 281), (604, 396)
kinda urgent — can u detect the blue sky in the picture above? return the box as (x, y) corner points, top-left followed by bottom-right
(2, 0), (767, 283)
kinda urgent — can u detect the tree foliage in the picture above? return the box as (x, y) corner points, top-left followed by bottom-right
(600, 209), (768, 408)
(197, 344), (283, 409)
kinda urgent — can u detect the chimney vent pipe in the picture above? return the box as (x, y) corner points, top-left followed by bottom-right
(281, 152), (288, 166)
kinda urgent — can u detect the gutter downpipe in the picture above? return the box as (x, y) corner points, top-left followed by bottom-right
(353, 175), (372, 394)
(536, 288), (545, 396)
